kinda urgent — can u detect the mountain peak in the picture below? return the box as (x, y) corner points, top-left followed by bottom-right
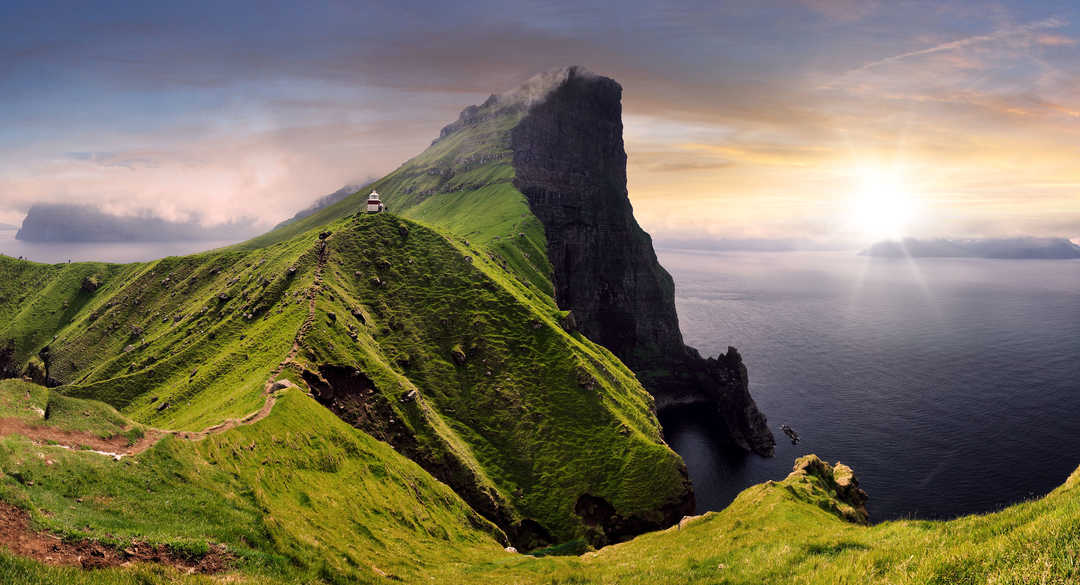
(498, 65), (603, 108)
(434, 66), (611, 144)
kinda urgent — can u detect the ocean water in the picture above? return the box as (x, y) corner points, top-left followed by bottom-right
(0, 231), (239, 264)
(656, 249), (1080, 521)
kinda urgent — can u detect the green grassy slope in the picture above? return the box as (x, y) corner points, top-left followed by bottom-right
(0, 258), (131, 369)
(36, 235), (316, 431)
(0, 381), (507, 584)
(232, 98), (550, 298)
(4, 387), (1079, 585)
(291, 214), (688, 546)
(1, 224), (1077, 583)
(0, 211), (691, 548)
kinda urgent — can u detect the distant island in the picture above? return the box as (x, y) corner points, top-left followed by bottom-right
(655, 236), (852, 252)
(15, 204), (260, 243)
(862, 237), (1080, 259)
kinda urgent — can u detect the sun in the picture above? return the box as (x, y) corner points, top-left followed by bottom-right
(848, 166), (917, 240)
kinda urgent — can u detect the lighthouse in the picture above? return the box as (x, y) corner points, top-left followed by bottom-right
(366, 190), (385, 213)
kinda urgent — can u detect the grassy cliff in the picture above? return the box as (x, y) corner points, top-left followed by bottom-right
(0, 211), (691, 550)
(2, 381), (1078, 585)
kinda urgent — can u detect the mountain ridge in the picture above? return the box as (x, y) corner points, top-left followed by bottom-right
(252, 65), (774, 455)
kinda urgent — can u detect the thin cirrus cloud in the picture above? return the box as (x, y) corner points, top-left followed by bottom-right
(0, 1), (1077, 242)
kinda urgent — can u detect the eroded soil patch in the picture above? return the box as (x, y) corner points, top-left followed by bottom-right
(0, 417), (158, 457)
(0, 500), (232, 572)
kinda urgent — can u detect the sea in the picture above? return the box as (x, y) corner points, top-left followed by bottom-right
(656, 248), (1080, 521)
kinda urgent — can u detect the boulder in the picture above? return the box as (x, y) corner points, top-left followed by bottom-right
(270, 379), (296, 392)
(559, 311), (577, 333)
(350, 308), (366, 324)
(787, 455), (869, 524)
(451, 345), (467, 365)
(80, 275), (101, 292)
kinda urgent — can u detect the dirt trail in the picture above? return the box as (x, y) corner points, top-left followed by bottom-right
(0, 417), (158, 459)
(127, 234), (332, 452)
(0, 238), (335, 573)
(0, 500), (232, 572)
(275, 232), (330, 375)
(0, 235), (332, 459)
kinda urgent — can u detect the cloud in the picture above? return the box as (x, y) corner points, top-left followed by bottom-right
(848, 17), (1068, 73)
(675, 143), (834, 168)
(63, 151), (160, 170)
(1037, 34), (1078, 46)
(2, 1), (1078, 240)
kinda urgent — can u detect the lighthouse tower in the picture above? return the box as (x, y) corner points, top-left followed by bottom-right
(366, 190), (385, 213)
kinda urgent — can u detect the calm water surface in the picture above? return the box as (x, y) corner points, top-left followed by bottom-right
(657, 249), (1080, 521)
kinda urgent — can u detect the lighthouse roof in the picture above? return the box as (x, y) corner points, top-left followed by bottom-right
(368, 190), (380, 200)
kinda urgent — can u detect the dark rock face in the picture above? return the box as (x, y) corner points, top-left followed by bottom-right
(573, 484), (695, 548)
(509, 67), (775, 456)
(0, 340), (17, 379)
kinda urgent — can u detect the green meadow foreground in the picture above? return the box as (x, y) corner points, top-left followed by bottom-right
(1, 376), (1078, 584)
(1, 217), (1078, 585)
(1, 69), (1077, 583)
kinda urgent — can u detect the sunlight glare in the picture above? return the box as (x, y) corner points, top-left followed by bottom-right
(849, 166), (918, 240)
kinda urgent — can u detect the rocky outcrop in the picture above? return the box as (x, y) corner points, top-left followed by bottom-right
(506, 66), (775, 456)
(0, 340), (17, 379)
(787, 455), (869, 524)
(574, 484), (694, 547)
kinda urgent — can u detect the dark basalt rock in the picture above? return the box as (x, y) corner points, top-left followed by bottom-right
(80, 275), (101, 293)
(508, 66), (775, 456)
(574, 476), (695, 548)
(0, 340), (17, 379)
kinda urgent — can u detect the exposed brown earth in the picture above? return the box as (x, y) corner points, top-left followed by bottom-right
(0, 500), (232, 572)
(0, 417), (159, 457)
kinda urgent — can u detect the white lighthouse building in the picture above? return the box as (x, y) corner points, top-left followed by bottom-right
(366, 190), (385, 213)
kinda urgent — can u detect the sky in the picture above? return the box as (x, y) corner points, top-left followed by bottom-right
(2, 0), (1079, 243)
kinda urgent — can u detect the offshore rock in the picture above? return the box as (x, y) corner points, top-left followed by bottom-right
(508, 66), (775, 456)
